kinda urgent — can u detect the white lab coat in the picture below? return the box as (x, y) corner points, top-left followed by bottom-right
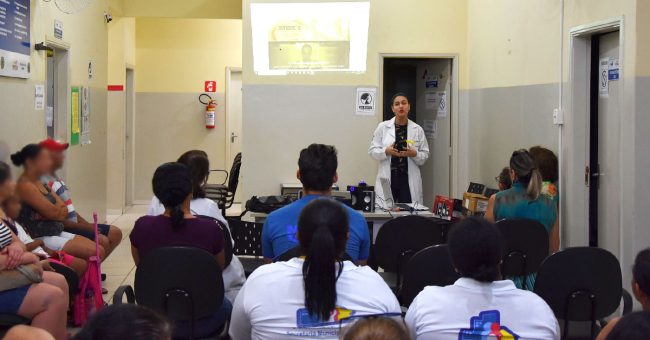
(368, 117), (430, 205)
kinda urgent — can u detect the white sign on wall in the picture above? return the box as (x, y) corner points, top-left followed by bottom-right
(355, 87), (376, 116)
(34, 84), (44, 110)
(599, 57), (609, 98)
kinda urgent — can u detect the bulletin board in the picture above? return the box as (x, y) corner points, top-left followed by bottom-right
(71, 86), (80, 145)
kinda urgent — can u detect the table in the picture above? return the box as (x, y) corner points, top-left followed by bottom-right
(244, 210), (449, 243)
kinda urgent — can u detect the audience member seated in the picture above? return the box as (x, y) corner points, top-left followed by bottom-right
(602, 311), (650, 340)
(0, 217), (69, 340)
(130, 162), (231, 337)
(485, 149), (559, 289)
(4, 325), (55, 340)
(596, 248), (650, 340)
(230, 198), (401, 340)
(262, 144), (370, 264)
(496, 167), (512, 191)
(405, 217), (559, 340)
(146, 150), (245, 302)
(529, 146), (559, 205)
(73, 304), (172, 340)
(1, 189), (87, 277)
(39, 139), (122, 258)
(341, 317), (410, 340)
(11, 144), (106, 261)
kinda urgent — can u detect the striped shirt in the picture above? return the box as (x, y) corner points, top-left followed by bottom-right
(42, 174), (78, 222)
(0, 221), (13, 250)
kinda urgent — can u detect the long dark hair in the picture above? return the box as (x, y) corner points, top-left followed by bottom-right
(73, 304), (172, 340)
(510, 149), (543, 200)
(0, 162), (11, 184)
(448, 217), (503, 282)
(177, 150), (210, 199)
(152, 163), (192, 229)
(10, 144), (42, 167)
(298, 198), (349, 320)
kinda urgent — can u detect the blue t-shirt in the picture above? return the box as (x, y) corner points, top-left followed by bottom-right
(261, 195), (370, 262)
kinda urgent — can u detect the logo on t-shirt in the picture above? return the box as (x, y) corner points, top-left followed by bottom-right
(296, 306), (355, 328)
(286, 224), (298, 243)
(459, 310), (519, 340)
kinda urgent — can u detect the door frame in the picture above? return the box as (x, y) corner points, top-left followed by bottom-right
(124, 67), (136, 208)
(565, 17), (624, 250)
(378, 53), (461, 197)
(45, 37), (71, 179)
(225, 67), (243, 168)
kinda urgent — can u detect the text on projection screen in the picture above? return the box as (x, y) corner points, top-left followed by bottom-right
(250, 2), (370, 75)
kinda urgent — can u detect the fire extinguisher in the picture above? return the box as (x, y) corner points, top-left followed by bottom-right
(199, 94), (216, 129)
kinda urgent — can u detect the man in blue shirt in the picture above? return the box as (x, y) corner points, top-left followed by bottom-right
(262, 144), (371, 265)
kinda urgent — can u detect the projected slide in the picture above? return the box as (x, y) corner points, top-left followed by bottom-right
(251, 2), (370, 75)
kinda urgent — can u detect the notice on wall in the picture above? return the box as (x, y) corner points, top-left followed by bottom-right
(355, 87), (376, 116)
(437, 91), (448, 117)
(599, 58), (609, 98)
(425, 92), (437, 110)
(0, 0), (31, 79)
(80, 87), (91, 145)
(608, 58), (619, 81)
(423, 119), (437, 140)
(34, 85), (44, 110)
(46, 106), (54, 127)
(71, 87), (80, 145)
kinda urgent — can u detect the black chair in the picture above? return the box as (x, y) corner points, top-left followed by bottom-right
(496, 219), (549, 290)
(399, 244), (459, 307)
(534, 247), (632, 340)
(228, 217), (265, 277)
(370, 215), (445, 291)
(275, 246), (354, 263)
(113, 247), (227, 340)
(195, 215), (233, 269)
(204, 153), (242, 215)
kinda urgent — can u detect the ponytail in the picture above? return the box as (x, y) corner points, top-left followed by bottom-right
(526, 168), (542, 200)
(302, 225), (342, 320)
(170, 204), (186, 230)
(469, 264), (500, 282)
(298, 198), (349, 321)
(152, 162), (192, 229)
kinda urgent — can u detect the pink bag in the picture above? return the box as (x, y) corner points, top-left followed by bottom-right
(73, 213), (105, 326)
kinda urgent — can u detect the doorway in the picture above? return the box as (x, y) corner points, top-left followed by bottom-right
(380, 56), (456, 207)
(124, 68), (135, 207)
(226, 67), (243, 203)
(565, 19), (623, 256)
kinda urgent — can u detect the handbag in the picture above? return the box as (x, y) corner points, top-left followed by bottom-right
(244, 195), (295, 214)
(0, 263), (44, 292)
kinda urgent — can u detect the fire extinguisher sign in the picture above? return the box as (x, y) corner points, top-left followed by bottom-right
(204, 81), (217, 93)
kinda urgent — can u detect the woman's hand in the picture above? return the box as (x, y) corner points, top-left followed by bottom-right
(385, 144), (402, 157)
(400, 147), (418, 158)
(2, 243), (25, 269)
(40, 260), (54, 272)
(19, 252), (39, 266)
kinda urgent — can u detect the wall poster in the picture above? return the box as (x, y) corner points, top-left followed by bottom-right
(0, 0), (30, 78)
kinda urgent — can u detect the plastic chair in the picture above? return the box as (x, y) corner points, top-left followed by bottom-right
(204, 153), (242, 215)
(496, 218), (549, 290)
(113, 247), (226, 340)
(370, 215), (445, 291)
(228, 217), (265, 277)
(399, 244), (460, 307)
(534, 247), (632, 340)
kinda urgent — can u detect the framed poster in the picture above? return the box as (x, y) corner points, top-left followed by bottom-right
(0, 0), (30, 78)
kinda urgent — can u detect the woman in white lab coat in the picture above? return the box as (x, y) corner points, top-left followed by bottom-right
(369, 93), (429, 206)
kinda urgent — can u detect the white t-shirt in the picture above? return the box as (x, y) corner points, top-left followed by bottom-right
(405, 278), (560, 340)
(12, 220), (48, 258)
(229, 258), (402, 340)
(147, 196), (245, 302)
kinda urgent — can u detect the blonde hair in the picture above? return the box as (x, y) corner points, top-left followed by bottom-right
(510, 149), (542, 200)
(342, 317), (409, 340)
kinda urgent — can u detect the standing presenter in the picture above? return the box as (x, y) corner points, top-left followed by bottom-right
(369, 93), (429, 206)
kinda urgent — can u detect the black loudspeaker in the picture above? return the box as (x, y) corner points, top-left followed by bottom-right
(351, 190), (375, 212)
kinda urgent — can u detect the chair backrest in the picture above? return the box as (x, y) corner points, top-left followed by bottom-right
(399, 244), (460, 307)
(534, 247), (622, 321)
(496, 219), (549, 277)
(195, 215), (233, 268)
(228, 218), (264, 257)
(134, 247), (224, 322)
(373, 215), (444, 272)
(227, 153), (242, 194)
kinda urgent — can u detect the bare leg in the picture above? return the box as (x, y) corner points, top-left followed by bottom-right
(105, 225), (123, 257)
(3, 325), (55, 340)
(17, 280), (68, 340)
(62, 236), (106, 261)
(66, 256), (88, 277)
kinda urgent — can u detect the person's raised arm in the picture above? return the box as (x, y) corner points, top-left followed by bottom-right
(16, 182), (67, 221)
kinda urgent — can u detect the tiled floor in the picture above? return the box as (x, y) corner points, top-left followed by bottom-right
(101, 204), (243, 303)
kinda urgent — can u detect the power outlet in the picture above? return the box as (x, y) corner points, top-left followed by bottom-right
(553, 108), (564, 125)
